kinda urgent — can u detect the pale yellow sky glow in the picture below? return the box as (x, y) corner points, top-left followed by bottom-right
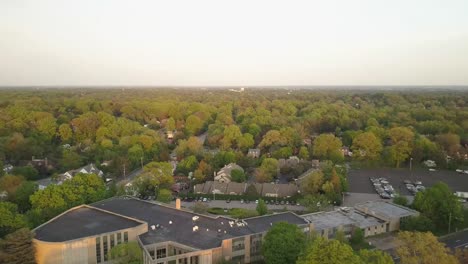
(1, 0), (468, 86)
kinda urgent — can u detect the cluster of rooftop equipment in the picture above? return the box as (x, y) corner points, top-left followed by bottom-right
(370, 177), (395, 199)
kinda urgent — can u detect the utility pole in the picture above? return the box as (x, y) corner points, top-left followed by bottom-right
(123, 164), (126, 180)
(140, 157), (144, 169)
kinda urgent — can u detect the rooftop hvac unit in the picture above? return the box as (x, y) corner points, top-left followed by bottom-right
(193, 226), (199, 232)
(151, 225), (156, 230)
(192, 216), (199, 221)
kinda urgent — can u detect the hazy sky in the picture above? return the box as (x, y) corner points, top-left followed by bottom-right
(1, 0), (468, 86)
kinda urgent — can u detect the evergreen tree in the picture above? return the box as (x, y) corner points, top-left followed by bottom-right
(0, 228), (36, 264)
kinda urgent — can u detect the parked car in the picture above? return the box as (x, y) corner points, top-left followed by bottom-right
(226, 199), (231, 203)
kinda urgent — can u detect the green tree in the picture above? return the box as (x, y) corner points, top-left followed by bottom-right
(166, 117), (176, 131)
(185, 115), (203, 136)
(396, 231), (458, 264)
(256, 199), (268, 216)
(11, 166), (39, 181)
(358, 249), (394, 264)
(299, 194), (329, 213)
(262, 222), (306, 264)
(351, 132), (383, 161)
(389, 127), (414, 168)
(297, 236), (362, 264)
(0, 228), (36, 264)
(436, 133), (461, 157)
(300, 171), (324, 195)
(135, 162), (174, 197)
(393, 195), (409, 207)
(177, 155), (199, 176)
(157, 189), (172, 203)
(349, 228), (365, 247)
(259, 130), (285, 150)
(30, 174), (106, 221)
(221, 125), (242, 150)
(128, 144), (144, 168)
(412, 182), (463, 231)
(238, 133), (255, 152)
(260, 158), (279, 179)
(313, 134), (343, 161)
(13, 181), (37, 212)
(0, 175), (25, 201)
(61, 150), (83, 170)
(400, 215), (435, 232)
(108, 242), (143, 264)
(298, 146), (309, 160)
(0, 202), (27, 237)
(231, 169), (246, 183)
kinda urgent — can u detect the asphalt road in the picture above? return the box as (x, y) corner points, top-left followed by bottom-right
(348, 168), (468, 195)
(440, 229), (468, 250)
(117, 168), (143, 185)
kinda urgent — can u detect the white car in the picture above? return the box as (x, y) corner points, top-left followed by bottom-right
(456, 169), (463, 173)
(429, 168), (436, 172)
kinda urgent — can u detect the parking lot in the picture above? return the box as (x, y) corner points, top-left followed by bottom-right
(348, 168), (468, 195)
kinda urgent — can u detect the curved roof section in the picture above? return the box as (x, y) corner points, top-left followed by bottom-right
(34, 206), (143, 242)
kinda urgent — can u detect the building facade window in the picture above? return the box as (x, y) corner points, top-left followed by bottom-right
(95, 237), (101, 263)
(110, 234), (115, 248)
(250, 234), (262, 257)
(190, 256), (199, 264)
(178, 258), (188, 264)
(157, 248), (166, 259)
(103, 235), (108, 261)
(232, 237), (245, 251)
(124, 231), (128, 242)
(117, 233), (122, 244)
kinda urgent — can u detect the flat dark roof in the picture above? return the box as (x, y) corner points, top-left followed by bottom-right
(92, 197), (253, 249)
(34, 206), (143, 242)
(244, 212), (309, 233)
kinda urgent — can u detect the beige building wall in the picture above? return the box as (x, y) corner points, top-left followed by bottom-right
(35, 223), (147, 264)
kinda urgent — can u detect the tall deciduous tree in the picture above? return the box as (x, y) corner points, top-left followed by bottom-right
(0, 202), (27, 237)
(313, 134), (343, 161)
(256, 199), (268, 216)
(0, 228), (36, 264)
(389, 127), (414, 168)
(412, 182), (463, 231)
(185, 115), (203, 136)
(351, 132), (383, 161)
(134, 162), (174, 196)
(358, 249), (394, 264)
(297, 237), (362, 264)
(396, 231), (458, 264)
(262, 222), (306, 264)
(300, 171), (324, 195)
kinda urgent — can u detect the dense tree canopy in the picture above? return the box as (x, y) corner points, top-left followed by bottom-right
(396, 231), (458, 264)
(262, 222), (306, 264)
(412, 182), (464, 231)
